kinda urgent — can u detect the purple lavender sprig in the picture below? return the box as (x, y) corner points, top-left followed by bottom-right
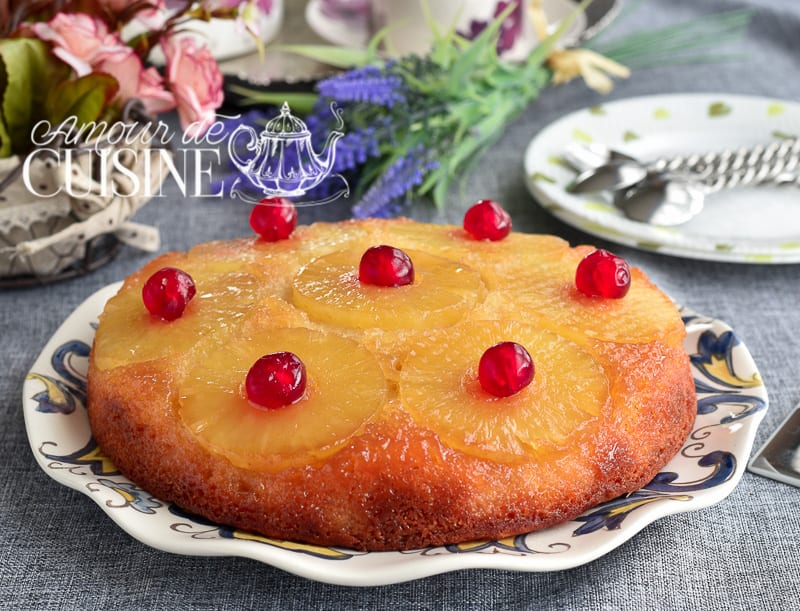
(316, 65), (407, 108)
(352, 145), (440, 219)
(304, 65), (452, 217)
(329, 129), (380, 172)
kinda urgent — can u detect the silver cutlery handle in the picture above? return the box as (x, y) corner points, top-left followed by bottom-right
(650, 137), (800, 184)
(702, 150), (799, 192)
(704, 169), (798, 193)
(712, 167), (799, 192)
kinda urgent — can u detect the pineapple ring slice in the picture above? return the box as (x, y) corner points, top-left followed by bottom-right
(291, 248), (487, 330)
(93, 265), (263, 371)
(370, 219), (570, 288)
(187, 221), (372, 301)
(178, 327), (388, 470)
(492, 247), (685, 346)
(400, 320), (609, 463)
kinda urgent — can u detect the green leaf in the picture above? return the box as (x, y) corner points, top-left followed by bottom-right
(366, 25), (393, 60)
(225, 86), (319, 115)
(445, 3), (515, 90)
(269, 44), (372, 69)
(432, 170), (451, 209)
(46, 73), (119, 127)
(525, 0), (594, 68)
(589, 8), (753, 69)
(0, 38), (69, 155)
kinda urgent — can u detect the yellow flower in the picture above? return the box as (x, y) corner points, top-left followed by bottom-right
(548, 49), (630, 93)
(528, 0), (630, 93)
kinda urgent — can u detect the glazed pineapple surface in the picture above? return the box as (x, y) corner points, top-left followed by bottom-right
(87, 218), (696, 551)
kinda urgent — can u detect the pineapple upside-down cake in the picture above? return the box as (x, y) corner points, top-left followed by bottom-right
(87, 198), (696, 551)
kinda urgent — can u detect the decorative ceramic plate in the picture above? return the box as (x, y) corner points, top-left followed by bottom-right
(23, 283), (768, 586)
(524, 93), (800, 263)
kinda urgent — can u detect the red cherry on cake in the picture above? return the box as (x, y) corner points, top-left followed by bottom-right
(142, 267), (196, 321)
(575, 249), (631, 299)
(478, 341), (534, 398)
(246, 351), (307, 410)
(249, 197), (297, 241)
(463, 199), (512, 241)
(359, 245), (414, 287)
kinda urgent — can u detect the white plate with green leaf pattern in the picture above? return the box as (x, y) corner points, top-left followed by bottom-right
(524, 93), (800, 263)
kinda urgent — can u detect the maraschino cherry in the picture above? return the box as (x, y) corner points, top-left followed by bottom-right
(359, 245), (414, 287)
(478, 341), (534, 398)
(245, 352), (307, 410)
(142, 267), (196, 321)
(249, 197), (297, 241)
(463, 199), (512, 241)
(575, 249), (631, 299)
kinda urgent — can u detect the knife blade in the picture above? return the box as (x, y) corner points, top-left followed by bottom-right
(748, 400), (800, 488)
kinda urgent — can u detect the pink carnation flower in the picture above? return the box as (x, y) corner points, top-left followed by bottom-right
(31, 12), (177, 116)
(161, 35), (224, 137)
(137, 66), (177, 115)
(31, 13), (118, 76)
(94, 46), (176, 114)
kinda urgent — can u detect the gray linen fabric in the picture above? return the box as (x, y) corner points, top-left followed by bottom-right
(2, 0), (799, 608)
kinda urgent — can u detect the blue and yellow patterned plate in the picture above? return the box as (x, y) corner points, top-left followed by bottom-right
(525, 93), (800, 263)
(23, 282), (768, 586)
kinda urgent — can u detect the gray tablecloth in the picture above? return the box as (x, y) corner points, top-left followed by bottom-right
(2, 1), (799, 608)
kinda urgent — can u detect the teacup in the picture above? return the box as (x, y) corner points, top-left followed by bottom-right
(369, 0), (537, 60)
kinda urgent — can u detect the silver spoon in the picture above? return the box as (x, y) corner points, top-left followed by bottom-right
(568, 160), (647, 194)
(615, 173), (705, 226)
(562, 142), (636, 173)
(618, 164), (800, 227)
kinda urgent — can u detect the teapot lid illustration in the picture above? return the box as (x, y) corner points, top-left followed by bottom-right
(263, 102), (310, 139)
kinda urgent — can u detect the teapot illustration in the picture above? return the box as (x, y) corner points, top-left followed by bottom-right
(228, 102), (343, 197)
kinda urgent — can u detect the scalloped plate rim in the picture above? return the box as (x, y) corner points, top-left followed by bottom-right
(22, 283), (768, 586)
